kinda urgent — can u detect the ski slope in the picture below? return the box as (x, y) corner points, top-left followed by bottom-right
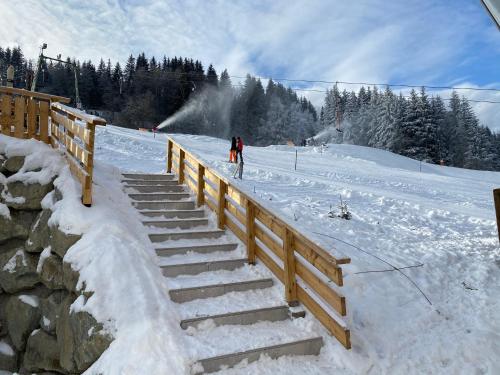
(94, 125), (500, 374)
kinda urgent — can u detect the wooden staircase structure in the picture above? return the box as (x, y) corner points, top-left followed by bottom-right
(124, 173), (327, 373)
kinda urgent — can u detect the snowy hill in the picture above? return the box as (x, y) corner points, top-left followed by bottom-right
(94, 125), (500, 374)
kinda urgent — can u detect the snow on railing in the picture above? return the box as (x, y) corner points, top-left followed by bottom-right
(167, 137), (352, 349)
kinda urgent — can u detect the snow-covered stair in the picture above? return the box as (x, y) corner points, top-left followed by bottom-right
(123, 173), (324, 374)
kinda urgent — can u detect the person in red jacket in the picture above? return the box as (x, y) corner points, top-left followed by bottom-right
(236, 136), (244, 163)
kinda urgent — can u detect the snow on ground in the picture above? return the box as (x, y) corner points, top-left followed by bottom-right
(94, 125), (500, 374)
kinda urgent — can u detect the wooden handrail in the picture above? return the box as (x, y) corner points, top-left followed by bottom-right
(167, 137), (351, 349)
(0, 86), (71, 103)
(0, 87), (105, 206)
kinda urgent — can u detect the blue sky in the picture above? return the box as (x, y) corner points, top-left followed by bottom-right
(1, 0), (499, 129)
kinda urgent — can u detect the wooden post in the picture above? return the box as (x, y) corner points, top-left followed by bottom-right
(14, 96), (25, 138)
(246, 200), (256, 264)
(82, 123), (96, 206)
(217, 179), (227, 229)
(494, 189), (500, 243)
(283, 227), (298, 305)
(0, 95), (11, 135)
(167, 139), (173, 173)
(178, 149), (185, 184)
(197, 164), (205, 207)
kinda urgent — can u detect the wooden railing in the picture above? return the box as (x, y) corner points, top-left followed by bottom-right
(0, 86), (105, 206)
(167, 138), (352, 349)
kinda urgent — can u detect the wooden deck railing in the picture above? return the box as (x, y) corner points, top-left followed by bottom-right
(0, 86), (105, 206)
(167, 137), (352, 349)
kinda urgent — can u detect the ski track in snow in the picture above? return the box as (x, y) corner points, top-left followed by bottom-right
(95, 125), (500, 375)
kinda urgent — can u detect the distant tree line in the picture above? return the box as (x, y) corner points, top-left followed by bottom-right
(1, 45), (498, 170)
(320, 85), (500, 170)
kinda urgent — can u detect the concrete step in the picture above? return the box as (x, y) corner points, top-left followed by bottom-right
(122, 179), (179, 186)
(129, 192), (190, 201)
(192, 337), (324, 374)
(122, 173), (176, 181)
(133, 200), (196, 211)
(169, 278), (274, 303)
(180, 305), (292, 330)
(149, 229), (225, 242)
(156, 243), (238, 257)
(143, 218), (209, 230)
(161, 258), (248, 277)
(139, 209), (206, 219)
(125, 185), (185, 193)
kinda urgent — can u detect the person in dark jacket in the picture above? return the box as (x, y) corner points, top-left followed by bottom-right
(236, 136), (243, 163)
(229, 137), (237, 163)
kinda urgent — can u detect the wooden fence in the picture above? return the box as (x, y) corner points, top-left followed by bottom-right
(0, 86), (105, 206)
(167, 138), (352, 349)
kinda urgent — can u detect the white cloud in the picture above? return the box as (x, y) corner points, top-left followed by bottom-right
(0, 0), (498, 129)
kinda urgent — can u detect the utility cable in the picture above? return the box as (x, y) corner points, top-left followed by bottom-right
(312, 231), (433, 306)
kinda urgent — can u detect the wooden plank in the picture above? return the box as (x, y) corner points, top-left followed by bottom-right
(246, 200), (256, 264)
(227, 185), (246, 207)
(0, 86), (71, 103)
(51, 102), (105, 125)
(178, 149), (185, 184)
(184, 162), (198, 182)
(205, 195), (217, 212)
(217, 179), (227, 229)
(186, 174), (197, 193)
(204, 168), (219, 185)
(51, 110), (91, 145)
(83, 122), (96, 206)
(171, 152), (180, 166)
(0, 95), (11, 135)
(167, 139), (173, 173)
(255, 244), (284, 282)
(225, 199), (246, 225)
(225, 214), (246, 244)
(297, 286), (351, 349)
(255, 207), (285, 238)
(294, 236), (343, 286)
(14, 96), (25, 138)
(27, 98), (37, 137)
(197, 164), (205, 207)
(283, 227), (298, 303)
(39, 101), (49, 143)
(296, 260), (346, 316)
(204, 180), (218, 200)
(51, 123), (90, 167)
(255, 224), (283, 259)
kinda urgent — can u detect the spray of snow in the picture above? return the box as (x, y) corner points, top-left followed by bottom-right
(157, 86), (233, 138)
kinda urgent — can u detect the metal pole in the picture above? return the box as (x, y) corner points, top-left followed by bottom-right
(494, 189), (500, 243)
(294, 149), (297, 171)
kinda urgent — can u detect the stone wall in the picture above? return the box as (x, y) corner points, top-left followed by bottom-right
(0, 154), (112, 374)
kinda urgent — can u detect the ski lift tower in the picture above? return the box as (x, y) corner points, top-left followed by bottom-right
(31, 43), (83, 109)
(481, 0), (500, 29)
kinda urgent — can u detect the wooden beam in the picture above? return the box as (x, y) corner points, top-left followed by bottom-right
(27, 98), (37, 138)
(217, 179), (227, 229)
(283, 227), (298, 304)
(0, 86), (71, 103)
(225, 199), (246, 225)
(51, 102), (106, 125)
(225, 214), (246, 244)
(295, 260), (346, 316)
(0, 95), (11, 135)
(197, 164), (205, 207)
(39, 101), (49, 143)
(178, 149), (185, 184)
(167, 139), (173, 173)
(297, 286), (351, 349)
(246, 200), (256, 264)
(13, 96), (25, 138)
